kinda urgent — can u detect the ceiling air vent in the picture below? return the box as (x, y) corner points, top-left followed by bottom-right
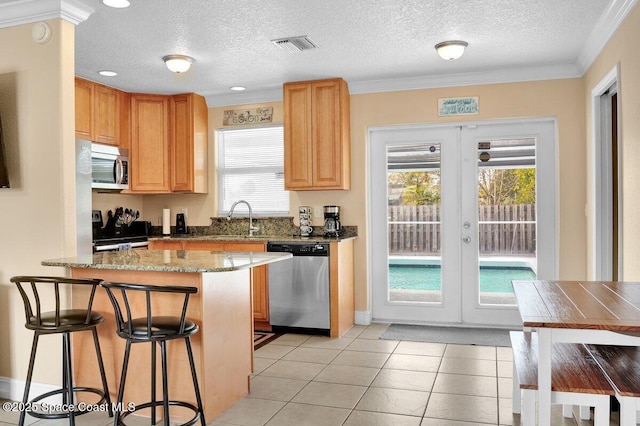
(271, 36), (318, 52)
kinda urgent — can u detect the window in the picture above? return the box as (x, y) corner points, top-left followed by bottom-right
(217, 126), (289, 215)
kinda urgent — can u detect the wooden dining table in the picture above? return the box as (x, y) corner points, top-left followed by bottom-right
(512, 280), (640, 426)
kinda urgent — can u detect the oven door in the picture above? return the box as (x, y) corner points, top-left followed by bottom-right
(93, 240), (149, 252)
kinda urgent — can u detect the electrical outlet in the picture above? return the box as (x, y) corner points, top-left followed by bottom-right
(181, 208), (187, 218)
(313, 206), (323, 217)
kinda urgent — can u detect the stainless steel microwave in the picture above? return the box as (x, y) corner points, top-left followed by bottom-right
(91, 142), (129, 190)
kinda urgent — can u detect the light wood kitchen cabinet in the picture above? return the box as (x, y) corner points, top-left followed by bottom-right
(151, 240), (270, 330)
(128, 93), (208, 194)
(329, 239), (355, 338)
(283, 78), (351, 190)
(129, 94), (171, 192)
(75, 78), (93, 140)
(170, 94), (208, 193)
(74, 77), (123, 146)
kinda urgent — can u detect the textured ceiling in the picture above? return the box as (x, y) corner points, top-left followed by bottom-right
(72, 0), (613, 105)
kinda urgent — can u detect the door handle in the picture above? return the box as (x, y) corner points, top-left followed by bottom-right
(462, 236), (472, 244)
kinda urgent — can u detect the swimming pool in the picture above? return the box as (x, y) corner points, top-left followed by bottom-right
(388, 260), (536, 293)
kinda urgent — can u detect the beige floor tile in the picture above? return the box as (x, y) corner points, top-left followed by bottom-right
(358, 323), (390, 339)
(0, 401), (40, 426)
(383, 353), (442, 372)
(254, 344), (297, 360)
(291, 381), (367, 409)
(438, 357), (497, 376)
(3, 410), (112, 426)
(331, 350), (391, 368)
(498, 377), (514, 400)
(260, 360), (326, 381)
(265, 402), (350, 426)
(497, 346), (513, 362)
(347, 338), (399, 353)
(421, 418), (488, 425)
(432, 373), (498, 397)
(282, 347), (341, 364)
(248, 376), (309, 402)
(498, 397), (518, 426)
(371, 368), (436, 392)
(341, 325), (367, 339)
(497, 360), (513, 378)
(253, 357), (277, 375)
(313, 364), (380, 386)
(344, 410), (422, 426)
(443, 344), (497, 360)
(355, 387), (429, 417)
(269, 334), (312, 347)
(213, 397), (285, 426)
(394, 341), (446, 357)
(424, 393), (498, 424)
(300, 335), (354, 350)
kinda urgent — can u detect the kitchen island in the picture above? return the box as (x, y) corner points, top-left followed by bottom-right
(42, 249), (291, 422)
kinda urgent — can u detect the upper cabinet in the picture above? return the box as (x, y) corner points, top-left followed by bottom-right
(75, 77), (127, 147)
(128, 93), (208, 194)
(283, 78), (351, 190)
(170, 94), (208, 193)
(130, 94), (170, 192)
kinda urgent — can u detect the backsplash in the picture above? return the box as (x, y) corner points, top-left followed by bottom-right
(150, 216), (357, 238)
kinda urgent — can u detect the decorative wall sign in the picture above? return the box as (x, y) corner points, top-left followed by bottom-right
(223, 107), (273, 125)
(438, 97), (479, 116)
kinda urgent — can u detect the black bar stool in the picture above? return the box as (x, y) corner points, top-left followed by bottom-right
(11, 276), (113, 426)
(100, 282), (205, 426)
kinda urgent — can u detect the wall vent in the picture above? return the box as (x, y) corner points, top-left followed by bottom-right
(271, 36), (318, 52)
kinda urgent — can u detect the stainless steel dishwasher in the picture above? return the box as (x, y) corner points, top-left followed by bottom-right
(267, 242), (330, 332)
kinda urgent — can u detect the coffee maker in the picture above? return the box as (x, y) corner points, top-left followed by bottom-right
(323, 205), (342, 237)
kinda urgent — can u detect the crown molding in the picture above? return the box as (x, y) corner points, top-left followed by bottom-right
(0, 0), (94, 29)
(349, 64), (581, 94)
(576, 0), (638, 74)
(204, 64), (580, 106)
(205, 87), (283, 108)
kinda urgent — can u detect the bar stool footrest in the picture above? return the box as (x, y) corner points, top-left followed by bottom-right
(118, 400), (202, 426)
(25, 387), (109, 420)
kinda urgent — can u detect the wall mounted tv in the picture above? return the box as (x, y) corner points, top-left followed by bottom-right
(0, 115), (9, 188)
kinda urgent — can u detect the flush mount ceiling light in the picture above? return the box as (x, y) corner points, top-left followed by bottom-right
(230, 86), (246, 91)
(103, 0), (130, 8)
(435, 40), (468, 60)
(98, 70), (118, 77)
(162, 55), (194, 73)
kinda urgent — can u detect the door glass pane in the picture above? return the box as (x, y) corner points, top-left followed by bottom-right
(387, 143), (442, 303)
(476, 138), (537, 305)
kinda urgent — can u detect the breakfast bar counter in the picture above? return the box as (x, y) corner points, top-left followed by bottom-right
(42, 249), (291, 422)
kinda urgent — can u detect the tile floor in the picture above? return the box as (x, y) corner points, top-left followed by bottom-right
(0, 323), (621, 426)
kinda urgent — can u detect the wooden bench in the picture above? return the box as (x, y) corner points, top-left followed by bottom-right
(510, 331), (614, 426)
(586, 344), (640, 426)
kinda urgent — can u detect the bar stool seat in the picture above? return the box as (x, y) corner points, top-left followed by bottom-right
(11, 276), (113, 426)
(101, 281), (205, 426)
(122, 317), (198, 339)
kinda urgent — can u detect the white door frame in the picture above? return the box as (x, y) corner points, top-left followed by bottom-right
(590, 64), (621, 280)
(367, 118), (559, 327)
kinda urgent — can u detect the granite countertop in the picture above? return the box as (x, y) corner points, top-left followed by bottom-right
(149, 217), (357, 243)
(42, 250), (292, 273)
(149, 234), (357, 243)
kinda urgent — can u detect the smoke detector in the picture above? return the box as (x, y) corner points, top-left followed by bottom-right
(271, 36), (318, 52)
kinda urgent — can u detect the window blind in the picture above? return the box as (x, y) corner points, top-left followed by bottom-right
(218, 126), (289, 215)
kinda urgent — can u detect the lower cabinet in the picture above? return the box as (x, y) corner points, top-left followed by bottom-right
(149, 240), (270, 330)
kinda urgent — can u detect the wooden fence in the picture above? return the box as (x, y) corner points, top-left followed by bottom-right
(388, 204), (536, 255)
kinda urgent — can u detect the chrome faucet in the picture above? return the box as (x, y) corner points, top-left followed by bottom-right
(227, 200), (258, 237)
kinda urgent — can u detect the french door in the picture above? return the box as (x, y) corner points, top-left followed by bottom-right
(369, 120), (557, 327)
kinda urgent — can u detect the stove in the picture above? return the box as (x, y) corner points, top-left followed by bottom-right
(92, 209), (150, 252)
